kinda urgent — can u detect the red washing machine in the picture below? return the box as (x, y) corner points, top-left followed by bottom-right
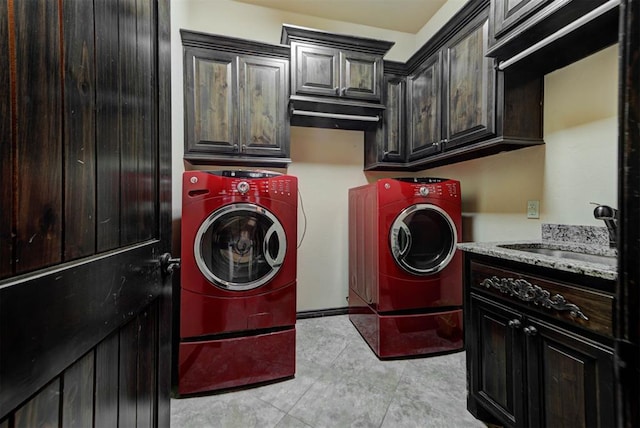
(348, 177), (463, 359)
(178, 170), (297, 395)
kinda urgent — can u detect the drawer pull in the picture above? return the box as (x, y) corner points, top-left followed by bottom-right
(523, 326), (538, 336)
(508, 319), (521, 329)
(481, 276), (589, 321)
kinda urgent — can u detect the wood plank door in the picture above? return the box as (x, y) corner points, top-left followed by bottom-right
(0, 0), (172, 426)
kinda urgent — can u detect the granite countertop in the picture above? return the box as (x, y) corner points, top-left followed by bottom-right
(457, 224), (618, 281)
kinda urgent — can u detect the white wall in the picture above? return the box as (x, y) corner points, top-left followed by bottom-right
(171, 0), (619, 311)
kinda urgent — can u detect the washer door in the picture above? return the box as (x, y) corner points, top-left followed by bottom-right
(194, 203), (287, 291)
(389, 203), (457, 275)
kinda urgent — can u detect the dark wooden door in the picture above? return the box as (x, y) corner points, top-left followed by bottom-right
(0, 0), (172, 426)
(617, 1), (640, 426)
(468, 293), (525, 427)
(442, 9), (496, 151)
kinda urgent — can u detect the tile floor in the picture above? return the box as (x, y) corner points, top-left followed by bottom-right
(171, 314), (486, 428)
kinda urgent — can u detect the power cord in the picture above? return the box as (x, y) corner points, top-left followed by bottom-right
(297, 187), (307, 248)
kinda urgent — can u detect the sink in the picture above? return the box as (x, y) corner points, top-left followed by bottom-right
(498, 244), (617, 267)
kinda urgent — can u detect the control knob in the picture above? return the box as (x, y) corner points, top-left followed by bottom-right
(237, 181), (250, 194)
(419, 186), (429, 197)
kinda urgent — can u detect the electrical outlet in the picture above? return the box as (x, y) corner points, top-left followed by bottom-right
(527, 200), (540, 219)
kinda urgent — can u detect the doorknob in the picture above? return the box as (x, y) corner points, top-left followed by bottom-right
(159, 253), (181, 276)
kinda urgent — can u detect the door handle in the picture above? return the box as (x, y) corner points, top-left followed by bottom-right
(159, 253), (181, 276)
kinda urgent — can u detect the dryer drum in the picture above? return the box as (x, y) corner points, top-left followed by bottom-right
(389, 203), (457, 275)
(194, 203), (287, 291)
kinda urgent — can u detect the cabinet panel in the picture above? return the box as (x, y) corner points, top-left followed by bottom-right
(471, 294), (525, 426)
(382, 76), (405, 161)
(238, 56), (289, 157)
(407, 52), (441, 160)
(341, 51), (382, 101)
(443, 13), (495, 149)
(186, 49), (238, 154)
(491, 0), (549, 39)
(526, 319), (615, 428)
(293, 43), (339, 97)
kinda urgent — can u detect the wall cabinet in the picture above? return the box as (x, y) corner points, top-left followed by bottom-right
(181, 30), (290, 167)
(281, 25), (394, 131)
(364, 69), (406, 169)
(291, 42), (383, 102)
(487, 0), (619, 74)
(365, 0), (543, 171)
(465, 256), (616, 427)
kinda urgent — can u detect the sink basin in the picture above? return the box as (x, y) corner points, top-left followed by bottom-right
(498, 244), (617, 267)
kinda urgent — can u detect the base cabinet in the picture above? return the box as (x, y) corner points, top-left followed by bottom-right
(468, 294), (615, 428)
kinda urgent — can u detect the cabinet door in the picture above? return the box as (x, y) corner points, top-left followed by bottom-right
(468, 294), (526, 426)
(443, 11), (496, 150)
(381, 75), (405, 162)
(292, 42), (340, 97)
(184, 48), (238, 155)
(341, 50), (382, 101)
(525, 319), (615, 428)
(406, 52), (441, 160)
(491, 0), (550, 39)
(238, 56), (289, 158)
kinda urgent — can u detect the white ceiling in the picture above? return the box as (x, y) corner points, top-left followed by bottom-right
(232, 0), (449, 33)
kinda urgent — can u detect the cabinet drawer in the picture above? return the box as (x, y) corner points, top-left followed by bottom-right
(469, 261), (613, 337)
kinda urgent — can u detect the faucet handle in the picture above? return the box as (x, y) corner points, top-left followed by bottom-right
(592, 203), (617, 220)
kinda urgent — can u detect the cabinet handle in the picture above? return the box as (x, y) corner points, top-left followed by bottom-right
(480, 276), (589, 321)
(523, 326), (538, 336)
(508, 319), (521, 329)
(334, 87), (340, 95)
(233, 144), (239, 151)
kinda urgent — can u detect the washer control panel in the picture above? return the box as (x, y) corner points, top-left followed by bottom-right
(410, 181), (459, 198)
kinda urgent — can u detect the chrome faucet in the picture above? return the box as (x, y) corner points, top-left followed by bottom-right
(593, 204), (618, 248)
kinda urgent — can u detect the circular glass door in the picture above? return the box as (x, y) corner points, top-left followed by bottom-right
(389, 204), (457, 275)
(194, 203), (287, 291)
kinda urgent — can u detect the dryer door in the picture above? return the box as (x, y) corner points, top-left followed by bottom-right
(389, 203), (457, 275)
(194, 203), (287, 291)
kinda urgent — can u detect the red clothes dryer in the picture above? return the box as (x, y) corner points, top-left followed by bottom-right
(178, 170), (297, 395)
(348, 177), (463, 359)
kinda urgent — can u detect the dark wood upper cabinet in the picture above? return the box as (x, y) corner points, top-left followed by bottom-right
(281, 24), (394, 130)
(487, 0), (619, 74)
(290, 43), (383, 102)
(365, 0), (543, 171)
(181, 30), (290, 167)
(491, 0), (550, 39)
(364, 68), (406, 169)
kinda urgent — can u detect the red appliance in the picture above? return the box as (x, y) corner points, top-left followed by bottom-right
(348, 177), (463, 358)
(178, 170), (297, 395)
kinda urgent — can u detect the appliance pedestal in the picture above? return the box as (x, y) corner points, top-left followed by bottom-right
(178, 327), (295, 395)
(348, 288), (463, 359)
